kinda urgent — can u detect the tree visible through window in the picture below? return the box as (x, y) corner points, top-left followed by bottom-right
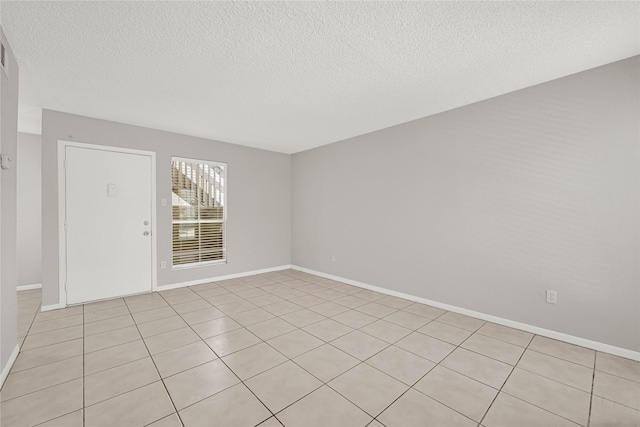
(171, 157), (226, 267)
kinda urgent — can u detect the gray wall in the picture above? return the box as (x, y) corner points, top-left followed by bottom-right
(42, 110), (291, 307)
(17, 132), (42, 287)
(292, 56), (640, 352)
(1, 28), (19, 374)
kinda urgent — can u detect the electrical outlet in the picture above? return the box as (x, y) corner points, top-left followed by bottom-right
(546, 290), (557, 304)
(160, 261), (167, 269)
(331, 254), (336, 262)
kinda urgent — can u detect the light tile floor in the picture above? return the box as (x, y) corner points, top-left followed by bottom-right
(2, 270), (639, 426)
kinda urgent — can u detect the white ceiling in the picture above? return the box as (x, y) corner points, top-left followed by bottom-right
(1, 2), (638, 154)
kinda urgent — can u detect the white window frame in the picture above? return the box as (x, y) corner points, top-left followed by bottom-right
(171, 156), (227, 270)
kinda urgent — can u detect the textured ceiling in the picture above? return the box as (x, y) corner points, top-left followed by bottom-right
(1, 1), (639, 154)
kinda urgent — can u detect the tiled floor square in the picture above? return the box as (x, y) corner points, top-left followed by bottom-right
(151, 341), (217, 378)
(28, 314), (83, 335)
(293, 344), (360, 382)
(216, 299), (259, 315)
(84, 314), (135, 336)
(84, 339), (149, 375)
(596, 351), (640, 383)
(309, 301), (350, 317)
(378, 388), (476, 427)
(593, 370), (640, 410)
(84, 306), (129, 323)
(436, 311), (485, 332)
(205, 327), (262, 357)
(441, 347), (512, 389)
(0, 379), (83, 427)
(228, 307), (275, 326)
(418, 320), (472, 345)
(517, 349), (593, 392)
(1, 356), (83, 401)
(247, 317), (297, 340)
(589, 395), (640, 427)
(476, 322), (533, 347)
(179, 306), (226, 325)
(365, 345), (435, 385)
(360, 319), (412, 344)
(280, 308), (326, 327)
(414, 365), (498, 422)
(376, 295), (414, 309)
(179, 383), (271, 427)
(303, 318), (354, 341)
(333, 295), (370, 309)
(11, 338), (83, 373)
(329, 363), (408, 416)
(171, 299), (212, 315)
(483, 392), (579, 427)
(22, 325), (84, 351)
(502, 368), (590, 426)
(332, 309), (377, 329)
(222, 342), (287, 380)
(131, 306), (176, 324)
(84, 325), (140, 353)
(164, 359), (240, 410)
(246, 361), (322, 412)
(528, 335), (595, 368)
(331, 330), (389, 360)
(267, 329), (325, 358)
(247, 293), (286, 307)
(461, 333), (525, 365)
(190, 316), (242, 339)
(356, 302), (398, 318)
(401, 303), (446, 319)
(262, 300), (304, 316)
(34, 306), (82, 323)
(37, 409), (84, 427)
(394, 332), (455, 363)
(84, 357), (159, 406)
(84, 298), (125, 313)
(383, 310), (431, 330)
(276, 385), (372, 427)
(84, 381), (174, 427)
(137, 315), (188, 338)
(144, 327), (200, 355)
(124, 294), (169, 313)
(147, 413), (183, 427)
(288, 294), (326, 308)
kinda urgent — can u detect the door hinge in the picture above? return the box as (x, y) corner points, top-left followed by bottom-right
(63, 159), (66, 170)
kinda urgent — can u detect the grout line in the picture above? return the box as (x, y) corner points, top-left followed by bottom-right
(477, 331), (533, 426)
(587, 352), (597, 427)
(82, 304), (85, 427)
(122, 295), (185, 427)
(154, 291), (278, 423)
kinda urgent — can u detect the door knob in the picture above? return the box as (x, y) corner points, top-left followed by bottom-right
(143, 231), (149, 236)
(143, 220), (149, 225)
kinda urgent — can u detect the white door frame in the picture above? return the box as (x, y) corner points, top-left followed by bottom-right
(57, 140), (158, 307)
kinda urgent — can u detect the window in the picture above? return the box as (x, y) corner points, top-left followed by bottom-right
(171, 157), (226, 268)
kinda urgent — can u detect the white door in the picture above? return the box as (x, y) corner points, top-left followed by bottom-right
(65, 146), (153, 304)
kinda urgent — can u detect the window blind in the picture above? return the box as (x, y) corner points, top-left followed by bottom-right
(171, 158), (226, 267)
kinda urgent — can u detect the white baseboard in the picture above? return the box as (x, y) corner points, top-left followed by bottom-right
(1, 344), (20, 388)
(17, 283), (42, 291)
(156, 264), (293, 291)
(41, 303), (64, 312)
(291, 265), (640, 362)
